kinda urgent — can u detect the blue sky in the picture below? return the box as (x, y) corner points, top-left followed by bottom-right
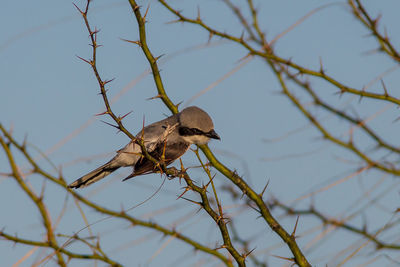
(1, 0), (400, 266)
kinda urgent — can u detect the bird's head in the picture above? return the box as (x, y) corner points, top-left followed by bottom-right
(178, 106), (220, 145)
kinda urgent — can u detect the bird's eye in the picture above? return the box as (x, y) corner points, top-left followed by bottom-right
(178, 127), (189, 135)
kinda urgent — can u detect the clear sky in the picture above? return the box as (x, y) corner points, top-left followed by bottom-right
(1, 0), (400, 266)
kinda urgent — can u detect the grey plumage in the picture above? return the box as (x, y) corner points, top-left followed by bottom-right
(68, 106), (220, 189)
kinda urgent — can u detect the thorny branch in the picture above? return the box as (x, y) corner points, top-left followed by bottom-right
(159, 0), (400, 105)
(349, 0), (400, 63)
(2, 0), (400, 266)
(157, 0), (400, 175)
(0, 124), (232, 266)
(270, 198), (400, 250)
(157, 0), (400, 265)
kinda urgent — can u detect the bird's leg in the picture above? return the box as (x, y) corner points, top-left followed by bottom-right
(165, 166), (189, 180)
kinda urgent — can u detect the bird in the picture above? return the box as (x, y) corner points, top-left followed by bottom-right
(68, 106), (220, 189)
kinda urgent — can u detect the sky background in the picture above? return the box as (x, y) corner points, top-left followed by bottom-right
(1, 0), (400, 266)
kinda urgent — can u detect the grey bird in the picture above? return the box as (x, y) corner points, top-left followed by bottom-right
(68, 106), (220, 189)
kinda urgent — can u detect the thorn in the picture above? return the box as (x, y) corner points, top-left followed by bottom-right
(361, 213), (368, 232)
(319, 56), (324, 75)
(259, 178), (270, 198)
(348, 127), (354, 145)
(83, 0), (90, 14)
(243, 247), (256, 258)
(119, 111), (133, 121)
(165, 19), (182, 25)
(196, 6), (201, 21)
(214, 244), (227, 250)
(287, 57), (293, 66)
(39, 179), (46, 200)
(271, 254), (295, 262)
(361, 85), (366, 92)
(358, 94), (364, 103)
(291, 216), (300, 238)
(98, 89), (108, 95)
(140, 115), (146, 140)
(22, 134), (28, 149)
(380, 79), (389, 96)
(175, 101), (183, 109)
(179, 158), (185, 170)
(92, 43), (103, 49)
(92, 27), (100, 35)
(204, 174), (217, 190)
(178, 158), (186, 184)
(102, 78), (115, 86)
(76, 55), (92, 65)
(72, 2), (84, 15)
(100, 120), (119, 129)
(200, 182), (209, 194)
(95, 111), (109, 116)
(247, 203), (261, 214)
(240, 30), (245, 41)
(237, 53), (252, 63)
(120, 38), (142, 47)
(180, 196), (202, 206)
(96, 238), (101, 248)
(143, 4), (150, 22)
(176, 186), (191, 200)
(155, 162), (164, 175)
(146, 94), (162, 100)
(154, 54), (165, 62)
(207, 32), (214, 43)
(361, 47), (381, 56)
(333, 87), (345, 98)
(383, 27), (389, 41)
(372, 14), (382, 27)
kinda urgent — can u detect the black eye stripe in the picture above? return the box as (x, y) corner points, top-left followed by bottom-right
(179, 127), (206, 136)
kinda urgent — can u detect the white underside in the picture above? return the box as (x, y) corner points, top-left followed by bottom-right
(182, 135), (210, 145)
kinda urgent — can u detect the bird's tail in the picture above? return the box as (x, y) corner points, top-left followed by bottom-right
(68, 161), (120, 189)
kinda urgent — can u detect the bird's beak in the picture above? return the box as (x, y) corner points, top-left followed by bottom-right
(207, 129), (221, 140)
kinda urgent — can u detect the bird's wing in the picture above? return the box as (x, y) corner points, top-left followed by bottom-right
(114, 114), (179, 167)
(123, 140), (190, 180)
(138, 114), (179, 142)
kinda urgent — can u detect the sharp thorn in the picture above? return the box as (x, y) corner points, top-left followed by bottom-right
(291, 216), (300, 238)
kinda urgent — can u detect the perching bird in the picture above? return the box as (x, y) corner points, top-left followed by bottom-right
(68, 106), (220, 189)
